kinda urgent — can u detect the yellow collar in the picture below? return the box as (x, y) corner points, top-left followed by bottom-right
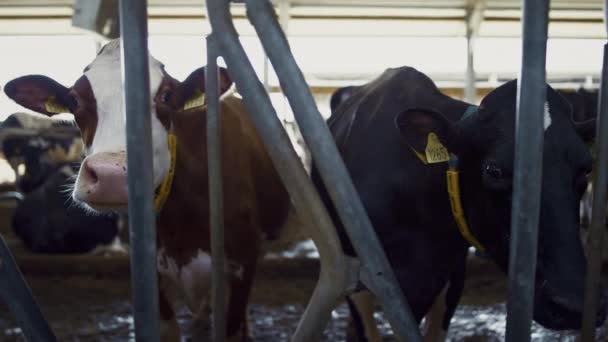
(446, 161), (485, 252)
(154, 134), (177, 213)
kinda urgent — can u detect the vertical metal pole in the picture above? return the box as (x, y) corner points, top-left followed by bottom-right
(0, 235), (56, 342)
(119, 1), (161, 341)
(465, 22), (476, 103)
(206, 34), (226, 342)
(581, 42), (608, 342)
(505, 1), (549, 341)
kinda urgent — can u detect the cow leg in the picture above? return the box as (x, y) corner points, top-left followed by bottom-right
(225, 260), (256, 342)
(159, 283), (180, 342)
(422, 250), (467, 342)
(346, 290), (382, 342)
(421, 285), (448, 342)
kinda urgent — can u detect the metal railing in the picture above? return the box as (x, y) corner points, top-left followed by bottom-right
(581, 1), (608, 340)
(119, 1), (161, 341)
(505, 1), (549, 341)
(0, 0), (607, 341)
(206, 0), (423, 340)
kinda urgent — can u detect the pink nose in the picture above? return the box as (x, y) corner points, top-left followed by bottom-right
(74, 152), (128, 207)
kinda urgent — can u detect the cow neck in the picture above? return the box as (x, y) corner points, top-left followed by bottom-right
(447, 104), (486, 252)
(154, 133), (177, 213)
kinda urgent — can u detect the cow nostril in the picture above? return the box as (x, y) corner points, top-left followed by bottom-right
(83, 161), (99, 184)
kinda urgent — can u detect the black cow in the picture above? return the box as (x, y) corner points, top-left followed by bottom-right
(329, 85), (359, 114)
(12, 164), (120, 254)
(0, 112), (82, 192)
(313, 66), (606, 339)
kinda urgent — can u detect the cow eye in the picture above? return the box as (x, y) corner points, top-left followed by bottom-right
(68, 95), (79, 110)
(482, 159), (511, 191)
(161, 91), (172, 104)
(484, 162), (503, 180)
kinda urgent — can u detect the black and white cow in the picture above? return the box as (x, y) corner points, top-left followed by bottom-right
(0, 112), (121, 254)
(11, 164), (120, 254)
(314, 66), (606, 340)
(0, 112), (82, 192)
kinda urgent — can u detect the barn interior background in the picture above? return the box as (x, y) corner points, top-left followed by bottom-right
(0, 0), (605, 341)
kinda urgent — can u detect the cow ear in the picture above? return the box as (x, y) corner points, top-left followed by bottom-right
(178, 66), (233, 111)
(395, 108), (462, 157)
(4, 75), (72, 116)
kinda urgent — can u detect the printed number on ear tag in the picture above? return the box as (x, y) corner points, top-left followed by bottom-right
(425, 132), (450, 163)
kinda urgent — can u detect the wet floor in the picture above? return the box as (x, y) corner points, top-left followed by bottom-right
(0, 202), (606, 341)
(0, 254), (606, 342)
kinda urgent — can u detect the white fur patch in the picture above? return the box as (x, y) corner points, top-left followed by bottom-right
(81, 39), (170, 189)
(544, 101), (552, 131)
(157, 248), (243, 317)
(157, 248), (212, 315)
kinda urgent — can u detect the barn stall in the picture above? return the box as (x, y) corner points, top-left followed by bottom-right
(0, 0), (606, 341)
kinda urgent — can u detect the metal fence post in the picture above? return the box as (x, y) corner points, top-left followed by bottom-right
(119, 1), (161, 341)
(242, 1), (422, 341)
(206, 34), (227, 342)
(205, 1), (357, 341)
(505, 0), (549, 341)
(581, 42), (608, 342)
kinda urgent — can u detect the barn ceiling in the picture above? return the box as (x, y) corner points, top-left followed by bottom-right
(0, 0), (603, 38)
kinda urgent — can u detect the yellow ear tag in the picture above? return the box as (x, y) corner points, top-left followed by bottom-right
(183, 90), (206, 111)
(44, 97), (70, 114)
(425, 132), (450, 163)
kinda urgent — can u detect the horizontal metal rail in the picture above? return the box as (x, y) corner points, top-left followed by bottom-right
(0, 191), (24, 202)
(505, 0), (549, 341)
(0, 127), (81, 141)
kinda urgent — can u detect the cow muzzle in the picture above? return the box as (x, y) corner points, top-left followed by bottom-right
(74, 151), (128, 211)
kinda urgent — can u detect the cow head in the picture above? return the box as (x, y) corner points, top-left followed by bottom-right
(396, 80), (605, 329)
(4, 39), (233, 212)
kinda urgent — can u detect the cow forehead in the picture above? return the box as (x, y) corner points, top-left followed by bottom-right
(83, 40), (165, 102)
(81, 40), (166, 154)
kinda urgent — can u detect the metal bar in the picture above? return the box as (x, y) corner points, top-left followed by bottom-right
(0, 127), (81, 140)
(464, 32), (476, 103)
(505, 0), (549, 341)
(0, 235), (56, 342)
(118, 1), (161, 341)
(206, 34), (226, 342)
(0, 191), (24, 202)
(205, 1), (352, 341)
(243, 1), (422, 341)
(464, 0), (485, 103)
(581, 42), (608, 342)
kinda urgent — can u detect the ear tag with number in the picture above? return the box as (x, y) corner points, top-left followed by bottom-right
(45, 97), (70, 114)
(183, 90), (206, 111)
(425, 132), (450, 163)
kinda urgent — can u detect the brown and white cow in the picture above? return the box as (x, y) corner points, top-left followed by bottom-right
(4, 39), (290, 341)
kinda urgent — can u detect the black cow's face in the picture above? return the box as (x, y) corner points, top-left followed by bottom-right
(2, 135), (82, 193)
(396, 80), (605, 329)
(465, 81), (602, 329)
